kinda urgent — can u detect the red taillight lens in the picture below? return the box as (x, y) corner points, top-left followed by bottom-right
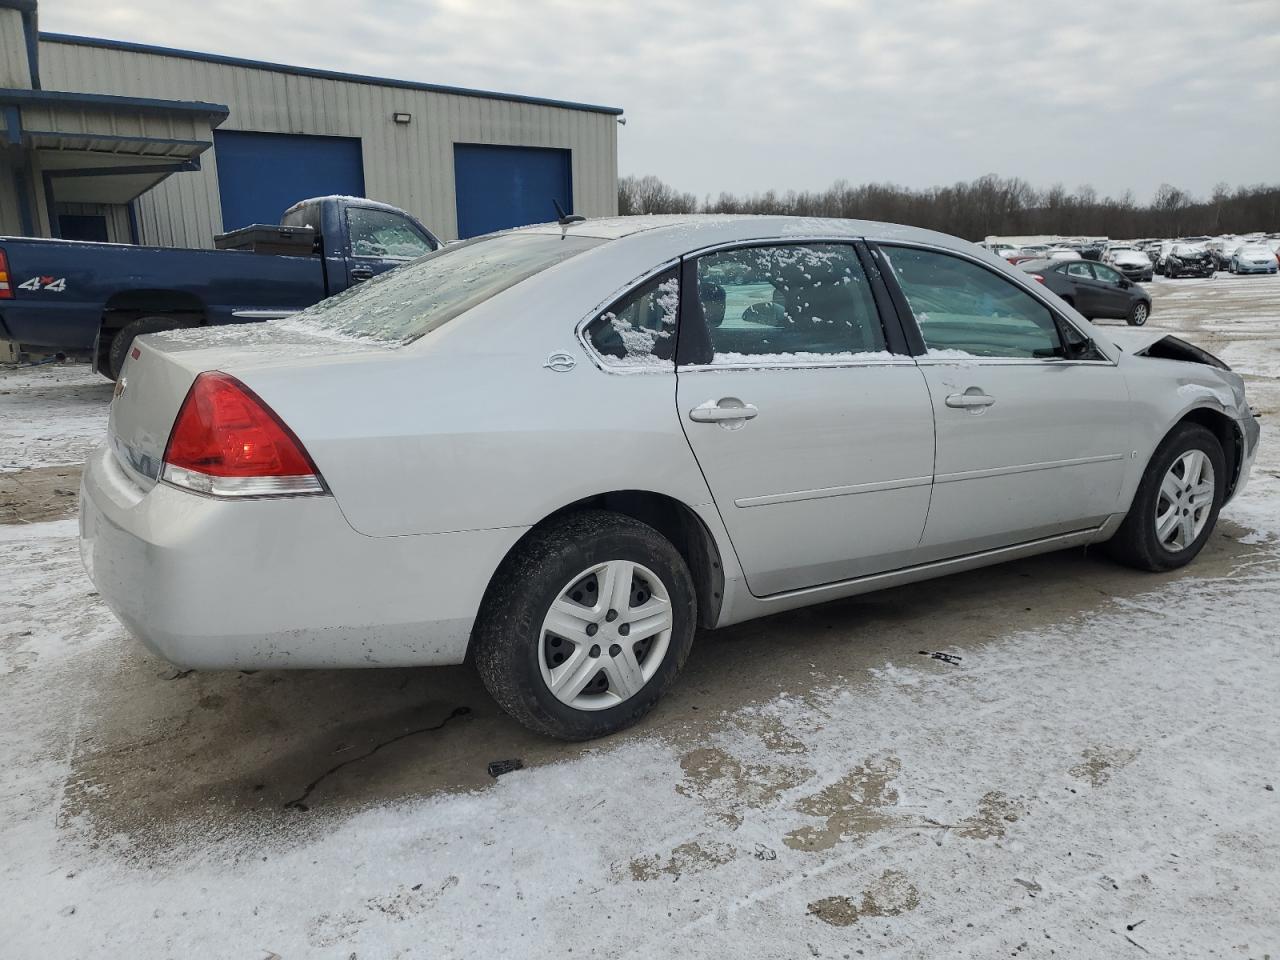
(1030, 273), (1045, 284)
(161, 372), (325, 497)
(0, 248), (12, 299)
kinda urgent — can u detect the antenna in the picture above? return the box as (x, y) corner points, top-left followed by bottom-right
(553, 198), (586, 238)
(553, 198), (586, 226)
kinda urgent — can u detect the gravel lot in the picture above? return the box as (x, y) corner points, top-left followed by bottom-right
(2, 274), (1278, 959)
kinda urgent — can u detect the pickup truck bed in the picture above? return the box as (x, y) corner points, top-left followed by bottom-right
(0, 195), (439, 378)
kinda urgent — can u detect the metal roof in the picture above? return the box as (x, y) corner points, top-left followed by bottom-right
(40, 33), (625, 117)
(0, 86), (229, 119)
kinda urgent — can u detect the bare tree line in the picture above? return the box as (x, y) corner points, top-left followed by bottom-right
(617, 173), (1280, 240)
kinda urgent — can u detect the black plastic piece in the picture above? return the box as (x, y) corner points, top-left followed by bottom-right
(487, 758), (524, 778)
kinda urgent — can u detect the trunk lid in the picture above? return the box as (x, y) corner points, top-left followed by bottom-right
(108, 323), (389, 491)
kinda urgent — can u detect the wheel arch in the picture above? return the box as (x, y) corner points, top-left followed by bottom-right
(470, 490), (727, 660)
(1175, 406), (1245, 500)
(95, 289), (209, 373)
(101, 288), (208, 325)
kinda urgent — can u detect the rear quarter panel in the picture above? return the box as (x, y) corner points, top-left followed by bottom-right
(235, 249), (719, 540)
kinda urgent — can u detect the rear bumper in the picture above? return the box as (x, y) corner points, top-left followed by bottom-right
(79, 445), (527, 669)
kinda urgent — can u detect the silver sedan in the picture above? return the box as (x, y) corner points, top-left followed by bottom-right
(80, 216), (1260, 740)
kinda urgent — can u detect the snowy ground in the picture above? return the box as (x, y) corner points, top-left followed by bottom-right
(2, 274), (1279, 959)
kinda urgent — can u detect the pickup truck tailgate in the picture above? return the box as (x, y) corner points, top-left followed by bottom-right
(107, 324), (387, 490)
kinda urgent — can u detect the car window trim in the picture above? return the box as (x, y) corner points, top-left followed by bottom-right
(672, 238), (915, 371)
(575, 257), (683, 374)
(868, 239), (1117, 366)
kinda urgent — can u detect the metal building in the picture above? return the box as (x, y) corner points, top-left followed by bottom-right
(1, 0), (620, 247)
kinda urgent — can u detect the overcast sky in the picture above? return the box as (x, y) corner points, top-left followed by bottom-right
(40, 0), (1280, 202)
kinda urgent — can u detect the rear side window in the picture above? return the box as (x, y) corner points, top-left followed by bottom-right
(282, 233), (603, 343)
(347, 207), (437, 259)
(881, 246), (1061, 359)
(685, 244), (886, 365)
(1066, 262), (1092, 279)
(583, 269), (679, 368)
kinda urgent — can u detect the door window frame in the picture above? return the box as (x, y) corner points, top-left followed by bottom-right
(345, 205), (439, 261)
(869, 240), (1117, 367)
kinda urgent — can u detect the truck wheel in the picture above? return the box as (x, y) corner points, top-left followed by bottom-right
(106, 317), (193, 380)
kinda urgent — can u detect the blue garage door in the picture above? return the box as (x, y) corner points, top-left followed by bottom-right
(454, 144), (572, 239)
(215, 131), (365, 231)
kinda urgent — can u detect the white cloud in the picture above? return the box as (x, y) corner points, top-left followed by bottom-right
(38, 0), (1280, 201)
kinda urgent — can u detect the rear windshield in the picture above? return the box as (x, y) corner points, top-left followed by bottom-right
(278, 233), (604, 343)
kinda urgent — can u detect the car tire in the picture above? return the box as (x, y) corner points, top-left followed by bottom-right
(473, 509), (697, 741)
(1106, 423), (1226, 573)
(1126, 301), (1150, 326)
(106, 316), (195, 380)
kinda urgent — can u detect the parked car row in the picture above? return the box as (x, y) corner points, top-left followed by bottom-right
(1135, 235), (1280, 277)
(984, 233), (1280, 282)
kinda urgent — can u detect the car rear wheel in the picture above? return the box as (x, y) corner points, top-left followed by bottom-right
(1127, 301), (1149, 326)
(1106, 423), (1225, 572)
(473, 509), (697, 741)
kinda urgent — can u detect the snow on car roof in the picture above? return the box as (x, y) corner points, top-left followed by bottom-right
(517, 214), (978, 255)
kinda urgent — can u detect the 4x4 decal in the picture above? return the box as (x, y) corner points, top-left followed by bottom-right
(19, 276), (67, 292)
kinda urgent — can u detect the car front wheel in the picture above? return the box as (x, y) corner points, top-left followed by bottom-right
(473, 510), (697, 740)
(1106, 423), (1225, 572)
(1127, 301), (1150, 326)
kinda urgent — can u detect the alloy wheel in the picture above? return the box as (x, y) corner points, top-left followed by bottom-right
(1154, 450), (1215, 552)
(1131, 302), (1148, 326)
(538, 560), (673, 711)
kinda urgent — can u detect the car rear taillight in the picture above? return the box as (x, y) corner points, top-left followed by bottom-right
(1030, 274), (1045, 284)
(161, 372), (326, 498)
(0, 248), (12, 299)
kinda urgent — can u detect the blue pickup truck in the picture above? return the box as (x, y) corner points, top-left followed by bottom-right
(0, 196), (440, 378)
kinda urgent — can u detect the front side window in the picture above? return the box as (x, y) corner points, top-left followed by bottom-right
(686, 244), (886, 365)
(347, 207), (437, 259)
(283, 233), (602, 343)
(583, 269), (679, 368)
(881, 246), (1062, 359)
(1092, 263), (1123, 285)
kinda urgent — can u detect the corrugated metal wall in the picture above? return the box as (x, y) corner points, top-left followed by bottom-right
(36, 39), (620, 248)
(0, 10), (31, 88)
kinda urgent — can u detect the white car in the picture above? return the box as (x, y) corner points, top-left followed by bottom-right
(80, 216), (1260, 740)
(1230, 243), (1279, 275)
(1106, 247), (1155, 282)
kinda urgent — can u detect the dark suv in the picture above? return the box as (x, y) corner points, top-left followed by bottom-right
(1020, 258), (1152, 326)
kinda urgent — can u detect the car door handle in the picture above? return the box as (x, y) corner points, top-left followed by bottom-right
(945, 390), (996, 409)
(350, 266), (374, 282)
(689, 398), (759, 424)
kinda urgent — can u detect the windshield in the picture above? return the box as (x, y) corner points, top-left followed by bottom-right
(279, 233), (604, 343)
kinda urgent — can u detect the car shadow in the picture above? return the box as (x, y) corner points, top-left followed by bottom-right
(63, 517), (1265, 852)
